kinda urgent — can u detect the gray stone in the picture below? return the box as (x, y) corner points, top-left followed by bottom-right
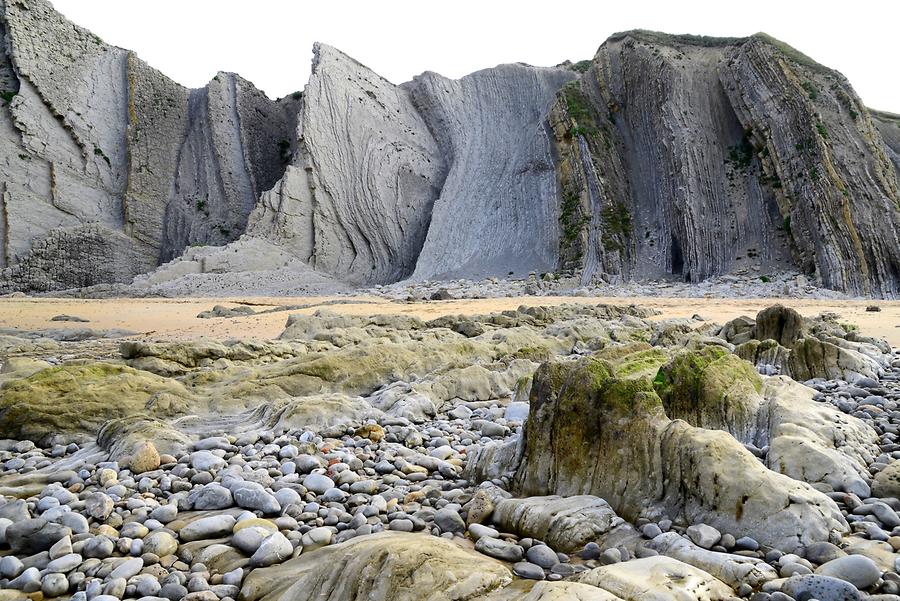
(179, 514), (237, 542)
(782, 574), (861, 601)
(110, 557), (144, 580)
(82, 535), (115, 559)
(686, 524), (721, 549)
(160, 583), (189, 601)
(9, 566), (41, 592)
(250, 532), (293, 567)
(512, 561), (545, 580)
(0, 555), (24, 578)
(233, 526), (273, 555)
(804, 541), (846, 565)
(815, 555), (881, 589)
(150, 504), (178, 523)
(189, 451), (226, 472)
(143, 531), (178, 557)
(84, 492), (114, 520)
(475, 537), (524, 562)
(300, 526), (332, 549)
(45, 553), (82, 573)
(526, 544), (559, 569)
(233, 482), (281, 514)
(302, 473), (335, 495)
(189, 484), (233, 510)
(6, 518), (71, 554)
(434, 508), (465, 534)
(42, 572), (70, 597)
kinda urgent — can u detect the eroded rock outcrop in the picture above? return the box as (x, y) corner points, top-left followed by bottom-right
(514, 355), (849, 551)
(724, 305), (891, 381)
(240, 532), (514, 601)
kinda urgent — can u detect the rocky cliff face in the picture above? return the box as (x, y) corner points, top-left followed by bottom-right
(0, 0), (298, 291)
(551, 32), (900, 295)
(0, 2), (898, 296)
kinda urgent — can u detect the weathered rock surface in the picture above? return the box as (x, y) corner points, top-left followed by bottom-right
(552, 31), (900, 295)
(489, 493), (622, 553)
(514, 355), (848, 551)
(240, 532), (513, 601)
(574, 556), (735, 601)
(725, 305), (891, 381)
(0, 0), (298, 293)
(407, 64), (575, 280)
(0, 3), (897, 296)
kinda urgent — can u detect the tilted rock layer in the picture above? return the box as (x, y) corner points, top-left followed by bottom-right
(0, 3), (898, 295)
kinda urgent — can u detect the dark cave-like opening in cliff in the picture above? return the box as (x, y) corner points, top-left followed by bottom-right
(670, 235), (684, 278)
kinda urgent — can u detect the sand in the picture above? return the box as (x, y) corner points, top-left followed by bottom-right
(0, 295), (897, 346)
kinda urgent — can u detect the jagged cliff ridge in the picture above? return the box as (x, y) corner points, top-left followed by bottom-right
(0, 0), (298, 291)
(552, 31), (900, 296)
(0, 2), (898, 296)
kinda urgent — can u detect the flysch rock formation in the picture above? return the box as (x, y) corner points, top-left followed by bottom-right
(0, 2), (899, 297)
(0, 0), (298, 292)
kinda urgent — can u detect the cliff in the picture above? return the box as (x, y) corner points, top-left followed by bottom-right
(0, 2), (898, 296)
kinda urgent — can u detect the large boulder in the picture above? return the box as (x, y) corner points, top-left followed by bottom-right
(574, 556), (734, 601)
(655, 348), (878, 496)
(240, 532), (512, 601)
(490, 494), (623, 553)
(514, 356), (847, 551)
(788, 337), (884, 382)
(755, 305), (805, 347)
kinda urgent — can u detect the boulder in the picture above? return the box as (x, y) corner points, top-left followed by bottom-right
(514, 356), (847, 552)
(755, 305), (805, 347)
(490, 494), (621, 553)
(240, 532), (512, 601)
(574, 556), (734, 601)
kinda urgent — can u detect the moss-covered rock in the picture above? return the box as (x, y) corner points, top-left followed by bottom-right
(0, 363), (192, 441)
(655, 348), (762, 439)
(514, 354), (848, 551)
(596, 343), (669, 380)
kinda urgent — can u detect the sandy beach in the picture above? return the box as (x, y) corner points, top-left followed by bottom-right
(1, 295), (897, 345)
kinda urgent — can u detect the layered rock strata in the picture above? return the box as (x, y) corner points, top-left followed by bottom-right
(0, 3), (899, 296)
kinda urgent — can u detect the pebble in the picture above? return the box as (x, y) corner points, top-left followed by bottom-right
(686, 523), (721, 549)
(250, 532), (293, 567)
(815, 554), (881, 589)
(512, 561), (545, 580)
(475, 537), (524, 562)
(301, 526), (333, 549)
(6, 518), (70, 554)
(467, 523), (499, 541)
(434, 507), (465, 533)
(190, 451), (227, 472)
(180, 515), (237, 542)
(302, 473), (335, 494)
(110, 557), (144, 580)
(782, 574), (862, 601)
(143, 531), (178, 557)
(525, 544), (559, 569)
(41, 572), (69, 597)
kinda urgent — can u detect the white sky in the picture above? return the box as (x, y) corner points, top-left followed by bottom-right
(52, 0), (899, 112)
